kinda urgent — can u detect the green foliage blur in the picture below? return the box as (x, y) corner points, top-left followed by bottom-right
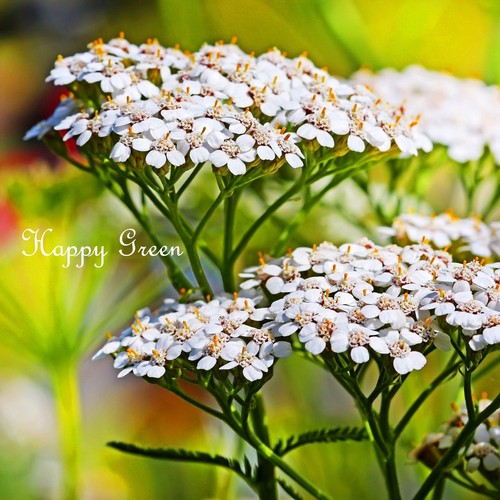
(1, 1), (499, 499)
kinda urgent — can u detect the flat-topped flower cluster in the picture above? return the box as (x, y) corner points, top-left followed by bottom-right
(93, 295), (292, 381)
(416, 396), (500, 476)
(26, 35), (428, 175)
(95, 234), (500, 382)
(353, 65), (500, 163)
(381, 211), (500, 258)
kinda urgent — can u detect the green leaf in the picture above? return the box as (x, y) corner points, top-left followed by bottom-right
(277, 477), (305, 500)
(274, 426), (368, 456)
(107, 441), (254, 483)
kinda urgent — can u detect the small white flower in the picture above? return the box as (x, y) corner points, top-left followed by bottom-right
(209, 136), (256, 175)
(132, 135), (185, 168)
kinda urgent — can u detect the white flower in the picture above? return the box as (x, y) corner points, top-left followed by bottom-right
(384, 331), (427, 374)
(209, 136), (256, 175)
(132, 135), (185, 168)
(331, 324), (389, 363)
(220, 341), (270, 381)
(466, 443), (500, 472)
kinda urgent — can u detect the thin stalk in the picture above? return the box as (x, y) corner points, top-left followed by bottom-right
(176, 164), (204, 198)
(448, 472), (499, 498)
(222, 192), (239, 292)
(394, 361), (461, 440)
(431, 477), (446, 500)
(463, 368), (475, 421)
(116, 178), (192, 291)
(208, 384), (331, 499)
(336, 370), (401, 500)
(192, 190), (228, 243)
(162, 192), (213, 296)
(251, 393), (278, 500)
(51, 361), (81, 500)
(230, 169), (308, 263)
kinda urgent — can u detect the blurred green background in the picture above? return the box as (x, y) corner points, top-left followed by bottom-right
(1, 0), (499, 498)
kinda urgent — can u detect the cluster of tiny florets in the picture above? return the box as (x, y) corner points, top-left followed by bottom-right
(96, 233), (500, 382)
(415, 397), (500, 475)
(240, 237), (500, 371)
(381, 211), (500, 258)
(26, 35), (428, 175)
(353, 65), (500, 163)
(93, 295), (291, 382)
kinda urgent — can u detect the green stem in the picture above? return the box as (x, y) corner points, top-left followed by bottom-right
(447, 472), (499, 498)
(335, 369), (401, 500)
(251, 394), (278, 500)
(162, 192), (213, 296)
(176, 164), (204, 198)
(115, 177), (192, 292)
(192, 190), (228, 243)
(431, 477), (446, 500)
(394, 360), (461, 440)
(222, 192), (239, 292)
(209, 384), (331, 499)
(230, 169), (308, 263)
(463, 367), (475, 421)
(51, 362), (81, 500)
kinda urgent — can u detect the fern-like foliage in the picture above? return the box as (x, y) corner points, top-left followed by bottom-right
(108, 441), (255, 484)
(277, 477), (305, 500)
(274, 426), (368, 456)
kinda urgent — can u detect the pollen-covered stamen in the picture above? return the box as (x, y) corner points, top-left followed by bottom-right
(152, 134), (176, 153)
(398, 294), (419, 314)
(174, 320), (197, 341)
(281, 262), (300, 282)
(126, 348), (142, 361)
(453, 260), (483, 283)
(306, 109), (331, 131)
(250, 328), (274, 345)
(484, 315), (500, 328)
(469, 442), (498, 458)
(219, 316), (244, 334)
(388, 340), (412, 358)
(348, 329), (370, 348)
(317, 319), (337, 341)
(295, 312), (316, 326)
(456, 300), (484, 314)
(349, 308), (366, 324)
(204, 333), (230, 357)
(220, 139), (241, 158)
(409, 321), (436, 343)
(377, 296), (400, 311)
(234, 347), (258, 367)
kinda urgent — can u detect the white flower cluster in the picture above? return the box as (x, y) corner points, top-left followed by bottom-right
(417, 396), (500, 474)
(93, 295), (292, 382)
(380, 211), (500, 258)
(27, 35), (427, 175)
(96, 236), (500, 381)
(353, 65), (500, 163)
(240, 237), (500, 371)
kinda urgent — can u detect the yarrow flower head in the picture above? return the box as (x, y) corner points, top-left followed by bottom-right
(240, 233), (500, 374)
(352, 65), (500, 163)
(27, 35), (427, 178)
(93, 293), (292, 382)
(414, 395), (500, 480)
(381, 210), (500, 258)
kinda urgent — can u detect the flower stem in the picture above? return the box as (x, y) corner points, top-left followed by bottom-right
(114, 176), (193, 292)
(394, 360), (461, 440)
(51, 361), (81, 500)
(251, 393), (278, 500)
(222, 192), (239, 292)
